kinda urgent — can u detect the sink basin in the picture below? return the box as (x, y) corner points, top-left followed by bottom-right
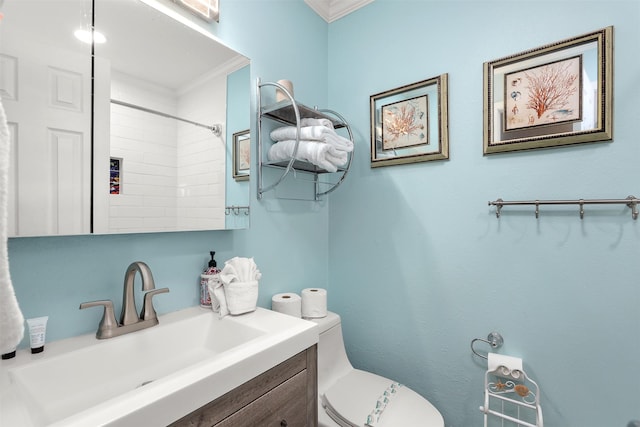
(11, 309), (264, 425)
(1, 306), (318, 427)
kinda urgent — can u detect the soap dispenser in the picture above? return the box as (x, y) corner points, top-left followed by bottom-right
(200, 251), (221, 308)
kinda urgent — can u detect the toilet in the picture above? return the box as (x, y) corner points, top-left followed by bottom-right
(311, 312), (444, 427)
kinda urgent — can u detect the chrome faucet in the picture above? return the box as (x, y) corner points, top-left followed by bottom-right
(80, 261), (169, 339)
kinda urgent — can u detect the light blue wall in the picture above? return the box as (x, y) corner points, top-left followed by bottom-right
(7, 1), (640, 426)
(327, 1), (639, 426)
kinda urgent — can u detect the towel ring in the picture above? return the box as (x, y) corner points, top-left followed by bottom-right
(471, 332), (504, 360)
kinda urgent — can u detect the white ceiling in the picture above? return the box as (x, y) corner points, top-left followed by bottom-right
(94, 0), (245, 90)
(3, 0), (246, 91)
(304, 0), (374, 23)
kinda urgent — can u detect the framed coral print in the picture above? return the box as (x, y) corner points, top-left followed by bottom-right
(232, 129), (250, 181)
(504, 56), (583, 131)
(483, 26), (613, 154)
(370, 74), (449, 167)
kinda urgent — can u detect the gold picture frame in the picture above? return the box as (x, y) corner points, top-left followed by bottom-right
(232, 129), (250, 181)
(370, 74), (449, 167)
(483, 26), (613, 154)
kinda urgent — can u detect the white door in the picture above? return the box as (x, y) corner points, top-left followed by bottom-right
(1, 0), (92, 236)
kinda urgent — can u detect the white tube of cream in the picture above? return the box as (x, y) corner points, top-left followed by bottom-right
(26, 316), (48, 354)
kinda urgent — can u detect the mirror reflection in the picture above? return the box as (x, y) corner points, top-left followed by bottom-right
(0, 0), (250, 237)
(1, 0), (93, 237)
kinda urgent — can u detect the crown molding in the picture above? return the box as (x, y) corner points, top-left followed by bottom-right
(304, 0), (374, 23)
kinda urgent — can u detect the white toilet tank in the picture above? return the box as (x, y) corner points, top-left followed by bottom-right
(311, 311), (355, 394)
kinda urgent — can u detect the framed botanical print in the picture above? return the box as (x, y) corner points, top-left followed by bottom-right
(483, 26), (613, 154)
(232, 129), (250, 181)
(370, 74), (449, 167)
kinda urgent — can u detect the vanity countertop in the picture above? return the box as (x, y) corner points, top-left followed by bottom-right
(0, 306), (318, 426)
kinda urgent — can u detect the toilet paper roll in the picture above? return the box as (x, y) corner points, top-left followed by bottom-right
(301, 288), (327, 319)
(487, 353), (523, 375)
(271, 293), (302, 318)
(275, 79), (294, 102)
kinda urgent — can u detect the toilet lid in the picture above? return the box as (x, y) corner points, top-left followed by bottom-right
(322, 369), (444, 427)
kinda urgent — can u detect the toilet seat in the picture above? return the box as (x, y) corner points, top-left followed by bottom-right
(321, 369), (444, 427)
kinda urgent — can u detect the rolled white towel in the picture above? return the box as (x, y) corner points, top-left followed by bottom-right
(324, 147), (348, 167)
(270, 125), (324, 142)
(270, 125), (353, 152)
(323, 132), (354, 152)
(300, 117), (334, 129)
(268, 140), (347, 173)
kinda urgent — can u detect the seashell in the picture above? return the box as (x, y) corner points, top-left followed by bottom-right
(514, 384), (529, 397)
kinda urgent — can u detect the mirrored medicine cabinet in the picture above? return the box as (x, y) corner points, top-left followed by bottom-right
(0, 0), (250, 237)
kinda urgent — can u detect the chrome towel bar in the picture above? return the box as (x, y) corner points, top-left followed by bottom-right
(225, 205), (250, 216)
(489, 195), (638, 220)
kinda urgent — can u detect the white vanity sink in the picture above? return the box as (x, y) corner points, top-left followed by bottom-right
(11, 310), (264, 424)
(0, 307), (318, 427)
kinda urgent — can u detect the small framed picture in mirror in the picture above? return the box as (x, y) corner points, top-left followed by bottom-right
(233, 129), (250, 181)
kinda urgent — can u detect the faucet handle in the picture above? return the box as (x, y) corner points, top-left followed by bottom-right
(140, 288), (170, 322)
(79, 300), (119, 339)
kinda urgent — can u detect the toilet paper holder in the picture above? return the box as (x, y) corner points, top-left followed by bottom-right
(471, 332), (504, 360)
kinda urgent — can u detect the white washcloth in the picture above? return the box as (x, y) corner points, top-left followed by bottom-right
(300, 117), (334, 129)
(270, 126), (353, 152)
(214, 257), (261, 318)
(0, 99), (24, 355)
(208, 278), (228, 318)
(219, 256), (262, 284)
(204, 274), (224, 314)
(268, 140), (348, 173)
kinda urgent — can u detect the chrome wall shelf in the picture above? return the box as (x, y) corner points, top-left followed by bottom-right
(256, 78), (354, 201)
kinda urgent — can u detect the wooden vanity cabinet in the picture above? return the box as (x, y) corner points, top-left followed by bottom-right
(169, 346), (317, 427)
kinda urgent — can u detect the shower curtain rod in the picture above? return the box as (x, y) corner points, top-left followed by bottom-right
(489, 195), (639, 220)
(110, 99), (222, 136)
